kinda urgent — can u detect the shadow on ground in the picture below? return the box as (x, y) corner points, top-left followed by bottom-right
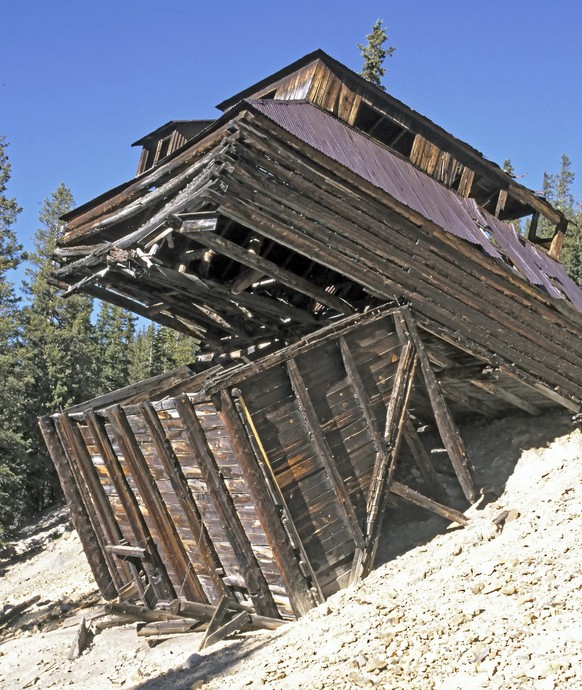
(133, 636), (274, 690)
(375, 410), (573, 565)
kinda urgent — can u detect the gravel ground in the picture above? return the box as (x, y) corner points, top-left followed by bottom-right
(0, 412), (580, 689)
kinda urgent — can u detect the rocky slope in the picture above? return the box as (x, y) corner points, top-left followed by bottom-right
(0, 412), (580, 690)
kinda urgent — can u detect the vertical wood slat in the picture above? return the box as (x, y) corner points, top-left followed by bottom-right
(402, 416), (448, 504)
(355, 337), (418, 579)
(286, 359), (366, 551)
(84, 409), (175, 605)
(235, 390), (324, 605)
(139, 401), (229, 600)
(174, 394), (280, 619)
(401, 310), (478, 503)
(337, 335), (397, 511)
(337, 335), (389, 587)
(53, 414), (130, 589)
(39, 416), (117, 600)
(107, 405), (208, 604)
(373, 338), (418, 510)
(219, 389), (318, 616)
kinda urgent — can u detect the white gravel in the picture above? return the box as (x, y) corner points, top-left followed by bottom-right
(1, 412), (580, 690)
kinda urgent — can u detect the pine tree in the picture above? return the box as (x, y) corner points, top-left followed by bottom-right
(95, 302), (136, 392)
(0, 136), (25, 540)
(21, 183), (100, 515)
(532, 155), (581, 287)
(502, 159), (515, 177)
(554, 154), (575, 219)
(358, 19), (395, 91)
(128, 324), (156, 383)
(127, 323), (199, 382)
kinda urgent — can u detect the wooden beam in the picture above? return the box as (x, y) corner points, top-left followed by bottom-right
(337, 334), (414, 583)
(286, 359), (366, 551)
(439, 383), (499, 418)
(53, 414), (130, 590)
(402, 416), (448, 504)
(469, 379), (542, 415)
(401, 311), (478, 503)
(139, 401), (229, 600)
(38, 417), (117, 600)
(549, 217), (568, 260)
(356, 336), (418, 578)
(174, 394), (280, 618)
(172, 598), (287, 630)
(84, 409), (175, 605)
(390, 481), (469, 526)
(230, 268), (265, 294)
(527, 211), (540, 242)
(218, 389), (318, 616)
(107, 405), (209, 604)
(494, 189), (508, 218)
(64, 364), (204, 416)
(182, 229), (354, 315)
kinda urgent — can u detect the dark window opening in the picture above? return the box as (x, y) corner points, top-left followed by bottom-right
(354, 102), (414, 158)
(157, 136), (171, 162)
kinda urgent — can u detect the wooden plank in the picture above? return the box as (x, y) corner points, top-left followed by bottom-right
(107, 405), (209, 604)
(181, 224), (353, 315)
(40, 416), (118, 599)
(400, 311), (478, 503)
(139, 401), (229, 600)
(84, 409), (175, 605)
(0, 595), (41, 630)
(105, 544), (147, 559)
(200, 610), (251, 650)
(172, 598), (287, 630)
(390, 481), (469, 526)
(218, 389), (317, 616)
(198, 595), (232, 650)
(137, 619), (201, 637)
(353, 332), (418, 580)
(286, 359), (365, 551)
(174, 394), (280, 618)
(469, 379), (542, 415)
(402, 416), (448, 503)
(54, 414), (130, 589)
(68, 617), (91, 660)
(415, 315), (580, 413)
(230, 120), (582, 383)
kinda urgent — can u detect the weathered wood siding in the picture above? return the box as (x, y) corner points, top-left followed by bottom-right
(45, 306), (477, 614)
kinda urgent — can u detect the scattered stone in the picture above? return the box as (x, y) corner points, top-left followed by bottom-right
(364, 657), (387, 672)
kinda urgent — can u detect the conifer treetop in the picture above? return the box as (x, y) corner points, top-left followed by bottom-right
(358, 19), (395, 91)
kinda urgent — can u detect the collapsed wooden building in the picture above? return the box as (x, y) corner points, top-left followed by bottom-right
(42, 51), (582, 635)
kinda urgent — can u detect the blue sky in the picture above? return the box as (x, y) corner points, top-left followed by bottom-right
(2, 0), (581, 278)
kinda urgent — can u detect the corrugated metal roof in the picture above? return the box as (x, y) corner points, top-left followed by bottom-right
(249, 99), (582, 312)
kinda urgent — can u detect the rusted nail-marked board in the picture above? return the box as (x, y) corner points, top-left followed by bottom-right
(42, 305), (472, 620)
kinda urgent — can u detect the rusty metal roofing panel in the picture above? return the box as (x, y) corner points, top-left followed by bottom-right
(250, 99), (501, 255)
(249, 99), (582, 311)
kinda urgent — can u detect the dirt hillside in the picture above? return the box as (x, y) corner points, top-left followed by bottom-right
(1, 411), (580, 689)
